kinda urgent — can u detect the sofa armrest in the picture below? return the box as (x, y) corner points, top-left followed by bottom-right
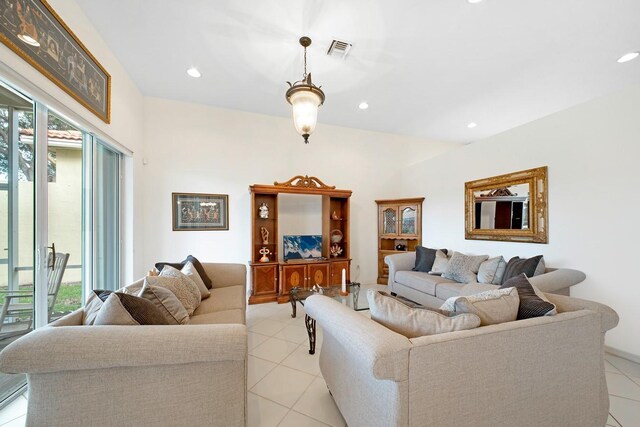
(529, 268), (585, 293)
(544, 293), (619, 333)
(202, 263), (247, 289)
(0, 324), (247, 374)
(305, 295), (411, 382)
(385, 252), (416, 288)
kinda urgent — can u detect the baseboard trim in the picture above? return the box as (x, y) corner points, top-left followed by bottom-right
(605, 346), (640, 364)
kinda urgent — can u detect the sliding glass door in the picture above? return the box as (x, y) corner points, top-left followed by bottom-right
(0, 85), (35, 402)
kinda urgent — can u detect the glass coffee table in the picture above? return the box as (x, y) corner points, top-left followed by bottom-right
(290, 283), (376, 354)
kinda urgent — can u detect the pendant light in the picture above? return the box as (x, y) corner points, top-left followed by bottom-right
(286, 36), (325, 144)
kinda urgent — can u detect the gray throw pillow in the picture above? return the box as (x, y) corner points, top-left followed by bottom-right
(368, 290), (480, 338)
(94, 293), (169, 325)
(499, 273), (556, 319)
(138, 283), (190, 325)
(477, 256), (507, 285)
(501, 255), (545, 285)
(442, 252), (489, 283)
(413, 247), (448, 273)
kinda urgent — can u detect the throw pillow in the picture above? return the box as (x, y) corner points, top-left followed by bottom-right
(441, 287), (520, 326)
(501, 255), (545, 284)
(94, 293), (169, 326)
(146, 274), (200, 316)
(442, 252), (489, 283)
(182, 261), (210, 299)
(160, 265), (202, 311)
(429, 250), (450, 274)
(499, 273), (556, 319)
(413, 247), (448, 273)
(155, 255), (212, 289)
(477, 256), (507, 285)
(82, 290), (112, 325)
(367, 290), (480, 338)
(138, 282), (190, 325)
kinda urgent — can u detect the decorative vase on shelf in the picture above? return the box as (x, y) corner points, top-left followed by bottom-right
(259, 247), (271, 262)
(258, 203), (269, 219)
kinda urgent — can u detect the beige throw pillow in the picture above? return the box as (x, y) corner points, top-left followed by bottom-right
(367, 290), (480, 338)
(441, 287), (519, 326)
(138, 282), (190, 324)
(147, 272), (200, 316)
(477, 256), (507, 285)
(429, 250), (450, 274)
(82, 292), (104, 325)
(94, 293), (169, 326)
(182, 261), (210, 299)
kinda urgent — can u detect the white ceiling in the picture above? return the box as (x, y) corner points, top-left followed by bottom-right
(75, 0), (640, 144)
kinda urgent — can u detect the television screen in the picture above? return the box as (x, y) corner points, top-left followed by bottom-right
(283, 235), (322, 260)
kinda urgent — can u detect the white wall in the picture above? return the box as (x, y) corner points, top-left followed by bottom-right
(399, 84), (640, 357)
(141, 97), (457, 284)
(0, 0), (146, 282)
(277, 194), (322, 258)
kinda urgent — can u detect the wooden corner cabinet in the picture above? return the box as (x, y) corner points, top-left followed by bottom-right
(249, 175), (352, 304)
(375, 197), (424, 284)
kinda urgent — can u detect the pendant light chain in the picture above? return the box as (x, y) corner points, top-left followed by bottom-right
(303, 45), (308, 78)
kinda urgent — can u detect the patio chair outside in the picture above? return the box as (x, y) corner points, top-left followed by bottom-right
(0, 252), (70, 333)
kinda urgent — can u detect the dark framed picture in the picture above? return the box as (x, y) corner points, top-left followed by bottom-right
(0, 0), (111, 123)
(172, 193), (229, 231)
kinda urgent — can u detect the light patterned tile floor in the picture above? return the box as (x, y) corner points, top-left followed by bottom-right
(1, 301), (639, 426)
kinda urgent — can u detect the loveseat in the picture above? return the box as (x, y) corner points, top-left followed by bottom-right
(386, 251), (586, 308)
(305, 291), (618, 427)
(0, 262), (247, 427)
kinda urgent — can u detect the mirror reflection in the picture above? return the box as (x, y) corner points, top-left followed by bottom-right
(473, 184), (529, 230)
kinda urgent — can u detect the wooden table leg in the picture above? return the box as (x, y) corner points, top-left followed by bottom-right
(304, 314), (316, 354)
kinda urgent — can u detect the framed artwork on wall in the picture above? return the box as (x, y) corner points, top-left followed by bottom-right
(172, 193), (229, 231)
(0, 0), (111, 123)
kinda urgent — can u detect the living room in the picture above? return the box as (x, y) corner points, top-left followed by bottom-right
(0, 0), (638, 426)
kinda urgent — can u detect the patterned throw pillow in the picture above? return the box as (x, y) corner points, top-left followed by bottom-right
(138, 282), (190, 325)
(499, 273), (556, 319)
(368, 290), (480, 338)
(147, 271), (201, 316)
(440, 287), (520, 326)
(501, 255), (545, 284)
(94, 293), (169, 325)
(477, 256), (507, 285)
(429, 250), (450, 274)
(155, 255), (213, 289)
(442, 252), (489, 283)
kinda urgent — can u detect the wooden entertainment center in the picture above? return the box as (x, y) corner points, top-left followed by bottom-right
(249, 175), (351, 304)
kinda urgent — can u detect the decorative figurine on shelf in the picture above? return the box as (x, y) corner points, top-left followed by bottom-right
(260, 226), (269, 245)
(332, 210), (341, 220)
(330, 243), (343, 258)
(258, 202), (269, 219)
(259, 247), (271, 263)
(395, 244), (406, 251)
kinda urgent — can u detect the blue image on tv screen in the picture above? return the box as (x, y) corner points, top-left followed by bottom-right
(283, 235), (322, 260)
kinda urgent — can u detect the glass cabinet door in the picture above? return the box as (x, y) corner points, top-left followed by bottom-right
(381, 207), (398, 236)
(399, 205), (418, 237)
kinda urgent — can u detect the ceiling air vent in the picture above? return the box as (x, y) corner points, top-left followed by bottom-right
(327, 39), (352, 59)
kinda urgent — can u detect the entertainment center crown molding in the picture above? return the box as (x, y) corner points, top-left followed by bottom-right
(249, 175), (351, 304)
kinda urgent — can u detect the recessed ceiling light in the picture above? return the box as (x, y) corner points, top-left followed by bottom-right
(617, 52), (639, 64)
(467, 0), (483, 4)
(358, 102), (369, 110)
(467, 122), (477, 128)
(186, 67), (201, 78)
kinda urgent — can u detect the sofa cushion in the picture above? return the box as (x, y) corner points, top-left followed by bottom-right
(434, 282), (465, 301)
(94, 293), (169, 326)
(159, 266), (202, 315)
(500, 273), (556, 319)
(193, 285), (245, 316)
(367, 290), (480, 338)
(441, 287), (520, 326)
(182, 261), (210, 299)
(190, 309), (245, 325)
(138, 283), (190, 325)
(395, 271), (456, 296)
(501, 255), (545, 284)
(477, 256), (507, 285)
(413, 247), (448, 273)
(442, 252), (489, 283)
(459, 282), (500, 296)
(155, 255), (213, 289)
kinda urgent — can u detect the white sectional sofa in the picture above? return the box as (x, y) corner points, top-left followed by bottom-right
(386, 251), (586, 308)
(0, 262), (247, 427)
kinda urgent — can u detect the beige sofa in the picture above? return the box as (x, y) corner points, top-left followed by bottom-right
(0, 262), (247, 427)
(386, 251), (586, 308)
(305, 292), (618, 427)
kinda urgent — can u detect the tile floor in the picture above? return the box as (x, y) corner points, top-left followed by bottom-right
(0, 301), (639, 426)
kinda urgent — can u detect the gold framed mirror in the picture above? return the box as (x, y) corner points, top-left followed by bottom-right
(465, 167), (548, 243)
